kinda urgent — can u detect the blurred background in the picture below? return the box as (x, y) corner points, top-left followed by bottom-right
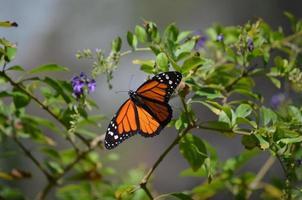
(1, 0), (302, 199)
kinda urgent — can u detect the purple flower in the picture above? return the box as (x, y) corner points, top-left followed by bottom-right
(270, 93), (285, 108)
(87, 79), (96, 93)
(247, 38), (254, 52)
(195, 35), (207, 50)
(71, 72), (96, 98)
(80, 72), (87, 79)
(216, 34), (224, 42)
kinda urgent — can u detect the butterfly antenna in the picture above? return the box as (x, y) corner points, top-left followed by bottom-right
(128, 74), (135, 90)
(115, 90), (128, 94)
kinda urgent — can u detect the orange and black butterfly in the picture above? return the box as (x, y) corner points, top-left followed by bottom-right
(104, 71), (182, 149)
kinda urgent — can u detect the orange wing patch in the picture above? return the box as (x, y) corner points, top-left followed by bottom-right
(137, 106), (160, 136)
(137, 80), (168, 102)
(116, 100), (137, 134)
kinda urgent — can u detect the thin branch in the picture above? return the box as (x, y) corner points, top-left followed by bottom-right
(279, 31), (302, 45)
(246, 155), (276, 199)
(120, 47), (151, 57)
(13, 136), (53, 181)
(11, 121), (53, 181)
(140, 184), (154, 200)
(140, 130), (181, 185)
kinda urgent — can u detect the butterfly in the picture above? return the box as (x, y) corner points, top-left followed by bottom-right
(104, 71), (182, 149)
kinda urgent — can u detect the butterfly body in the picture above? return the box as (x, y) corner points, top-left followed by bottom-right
(104, 71), (182, 149)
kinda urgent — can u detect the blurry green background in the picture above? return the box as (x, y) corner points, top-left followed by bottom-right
(1, 0), (302, 199)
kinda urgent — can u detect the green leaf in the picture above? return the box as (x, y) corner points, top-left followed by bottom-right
(201, 121), (231, 132)
(196, 100), (222, 115)
(145, 21), (161, 43)
(45, 161), (64, 174)
(182, 56), (204, 73)
(29, 64), (69, 74)
(260, 107), (277, 126)
(111, 36), (122, 52)
(235, 104), (252, 118)
(277, 136), (302, 144)
(192, 175), (226, 199)
(235, 117), (257, 128)
(268, 76), (281, 88)
(127, 31), (138, 49)
(43, 77), (72, 103)
(12, 90), (30, 109)
(156, 52), (168, 71)
(22, 115), (61, 134)
(241, 135), (258, 149)
(254, 134), (270, 150)
(135, 25), (147, 43)
(7, 65), (25, 71)
(0, 185), (25, 200)
(163, 23), (179, 42)
(194, 87), (224, 99)
(6, 47), (17, 62)
(56, 183), (93, 200)
(0, 21), (18, 27)
(284, 11), (297, 31)
(180, 166), (207, 177)
(115, 184), (136, 199)
(223, 149), (259, 172)
(169, 193), (193, 200)
(140, 64), (154, 74)
(288, 106), (302, 122)
(179, 133), (207, 171)
(176, 31), (192, 43)
(175, 40), (195, 59)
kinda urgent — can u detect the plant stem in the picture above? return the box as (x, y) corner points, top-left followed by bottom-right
(11, 120), (53, 181)
(246, 155), (276, 199)
(120, 47), (151, 57)
(13, 136), (53, 181)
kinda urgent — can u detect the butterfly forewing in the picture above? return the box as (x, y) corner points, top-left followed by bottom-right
(137, 71), (182, 103)
(104, 99), (138, 149)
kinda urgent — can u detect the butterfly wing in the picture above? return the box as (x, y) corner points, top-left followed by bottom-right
(104, 99), (139, 149)
(136, 71), (182, 103)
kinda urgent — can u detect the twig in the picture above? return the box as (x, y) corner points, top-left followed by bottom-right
(136, 125), (193, 199)
(10, 120), (53, 181)
(13, 136), (53, 181)
(246, 155), (276, 199)
(140, 183), (154, 200)
(120, 47), (151, 57)
(276, 154), (292, 200)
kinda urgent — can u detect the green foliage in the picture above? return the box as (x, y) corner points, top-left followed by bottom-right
(1, 12), (302, 200)
(179, 133), (207, 171)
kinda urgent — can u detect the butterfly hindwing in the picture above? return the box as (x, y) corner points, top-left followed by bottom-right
(136, 105), (162, 137)
(137, 101), (172, 137)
